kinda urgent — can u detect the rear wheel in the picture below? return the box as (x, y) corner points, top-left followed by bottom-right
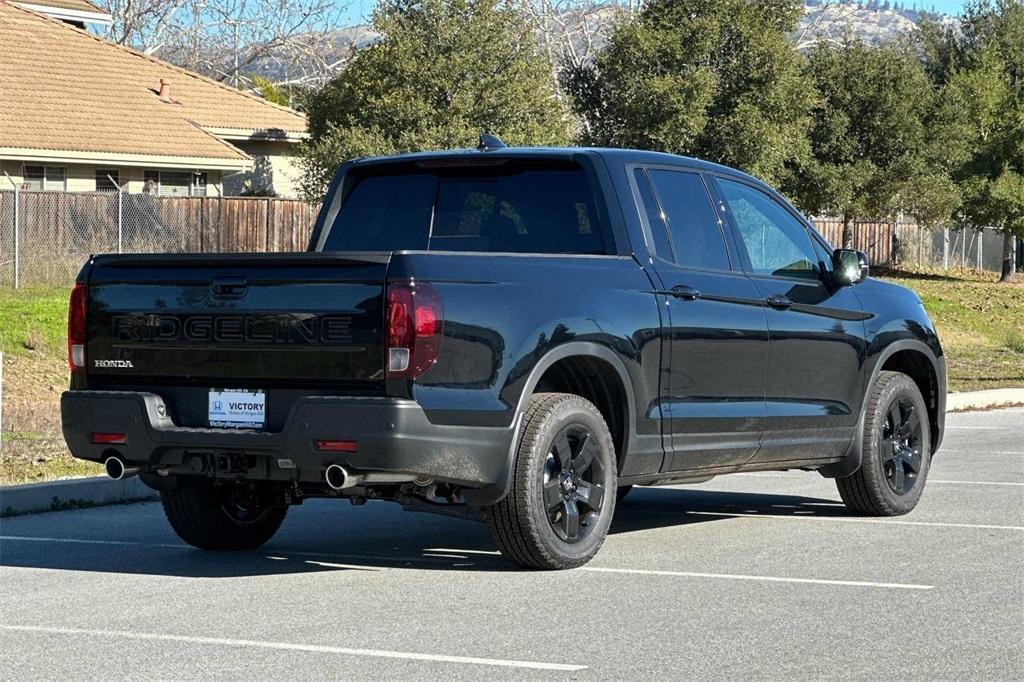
(485, 393), (617, 569)
(837, 371), (931, 516)
(161, 480), (288, 550)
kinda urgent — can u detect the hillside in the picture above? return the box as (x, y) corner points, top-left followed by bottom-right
(248, 1), (957, 88)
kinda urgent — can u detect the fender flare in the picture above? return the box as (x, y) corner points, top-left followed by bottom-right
(818, 338), (944, 479)
(463, 342), (639, 506)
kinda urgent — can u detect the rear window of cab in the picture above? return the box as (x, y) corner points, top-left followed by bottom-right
(321, 160), (608, 255)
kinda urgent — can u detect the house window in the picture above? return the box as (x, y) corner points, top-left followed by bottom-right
(95, 169), (121, 192)
(193, 172), (208, 197)
(23, 165), (67, 191)
(143, 170), (209, 196)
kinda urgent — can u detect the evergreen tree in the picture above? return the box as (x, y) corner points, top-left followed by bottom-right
(564, 0), (813, 186)
(790, 38), (955, 247)
(920, 0), (1024, 281)
(300, 0), (571, 199)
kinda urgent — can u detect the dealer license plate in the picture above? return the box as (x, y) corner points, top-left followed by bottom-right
(208, 389), (266, 429)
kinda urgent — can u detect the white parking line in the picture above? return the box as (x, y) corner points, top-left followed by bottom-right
(727, 472), (1024, 486)
(580, 566), (933, 590)
(0, 625), (587, 672)
(679, 511), (1024, 531)
(940, 450), (1022, 455)
(0, 536), (183, 548)
(929, 480), (1024, 487)
(0, 535), (937, 591)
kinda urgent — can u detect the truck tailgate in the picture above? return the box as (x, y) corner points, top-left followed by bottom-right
(84, 253), (389, 393)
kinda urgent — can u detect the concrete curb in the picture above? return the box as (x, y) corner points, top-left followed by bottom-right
(947, 388), (1024, 412)
(0, 476), (157, 517)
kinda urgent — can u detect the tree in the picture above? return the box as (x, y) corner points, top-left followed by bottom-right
(563, 0), (813, 186)
(791, 38), (956, 247)
(99, 0), (343, 85)
(299, 0), (573, 199)
(928, 0), (1024, 282)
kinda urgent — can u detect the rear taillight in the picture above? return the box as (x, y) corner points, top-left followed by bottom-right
(386, 281), (443, 379)
(68, 283), (87, 372)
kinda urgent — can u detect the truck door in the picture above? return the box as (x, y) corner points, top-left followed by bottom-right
(710, 176), (867, 465)
(630, 167), (769, 473)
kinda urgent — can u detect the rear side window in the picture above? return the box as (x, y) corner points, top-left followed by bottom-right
(322, 164), (607, 254)
(633, 170), (673, 259)
(645, 169), (731, 271)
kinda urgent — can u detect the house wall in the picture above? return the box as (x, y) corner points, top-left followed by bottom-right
(0, 160), (223, 194)
(222, 140), (302, 198)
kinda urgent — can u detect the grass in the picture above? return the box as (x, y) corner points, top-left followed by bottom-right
(0, 270), (1021, 484)
(0, 286), (102, 484)
(0, 287), (68, 357)
(876, 268), (1024, 392)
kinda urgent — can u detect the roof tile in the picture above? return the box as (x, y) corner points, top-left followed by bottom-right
(0, 1), (307, 162)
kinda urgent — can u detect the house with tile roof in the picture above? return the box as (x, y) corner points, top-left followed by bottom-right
(0, 0), (309, 197)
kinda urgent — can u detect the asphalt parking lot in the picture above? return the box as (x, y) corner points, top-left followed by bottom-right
(1, 407), (1021, 680)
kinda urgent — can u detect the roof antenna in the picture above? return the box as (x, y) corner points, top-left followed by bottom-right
(477, 133), (507, 152)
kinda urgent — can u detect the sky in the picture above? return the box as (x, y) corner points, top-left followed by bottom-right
(336, 0), (974, 27)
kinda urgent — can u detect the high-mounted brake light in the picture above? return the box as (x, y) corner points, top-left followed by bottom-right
(68, 283), (87, 371)
(386, 281), (443, 379)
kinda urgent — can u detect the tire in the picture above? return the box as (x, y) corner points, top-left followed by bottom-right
(161, 479), (288, 550)
(484, 393), (617, 569)
(616, 485), (634, 503)
(837, 371), (932, 516)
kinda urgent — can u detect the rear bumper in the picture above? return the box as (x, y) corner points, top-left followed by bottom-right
(61, 391), (516, 494)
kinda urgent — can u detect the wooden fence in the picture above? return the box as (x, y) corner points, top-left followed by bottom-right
(1, 189), (909, 287)
(0, 192), (322, 285)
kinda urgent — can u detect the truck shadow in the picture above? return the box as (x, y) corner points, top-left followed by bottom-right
(0, 487), (850, 578)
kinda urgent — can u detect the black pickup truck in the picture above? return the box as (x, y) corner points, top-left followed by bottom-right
(61, 142), (946, 569)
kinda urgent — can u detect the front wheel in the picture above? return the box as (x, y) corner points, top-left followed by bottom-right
(837, 371), (932, 516)
(161, 480), (288, 550)
(485, 393), (617, 569)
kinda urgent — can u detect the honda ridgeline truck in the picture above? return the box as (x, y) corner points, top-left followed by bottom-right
(61, 141), (946, 569)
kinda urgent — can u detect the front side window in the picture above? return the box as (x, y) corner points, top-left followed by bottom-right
(717, 178), (819, 279)
(647, 169), (731, 271)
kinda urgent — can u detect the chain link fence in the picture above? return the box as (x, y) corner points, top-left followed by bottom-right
(0, 190), (1017, 289)
(0, 189), (319, 288)
(895, 222), (1010, 272)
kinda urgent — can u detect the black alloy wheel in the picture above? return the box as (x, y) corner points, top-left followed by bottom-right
(836, 370), (932, 516)
(542, 424), (607, 543)
(879, 397), (924, 496)
(484, 392), (617, 569)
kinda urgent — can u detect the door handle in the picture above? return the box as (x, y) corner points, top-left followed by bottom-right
(765, 294), (793, 310)
(670, 285), (702, 301)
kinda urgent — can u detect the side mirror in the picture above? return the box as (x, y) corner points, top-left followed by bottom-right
(832, 249), (869, 286)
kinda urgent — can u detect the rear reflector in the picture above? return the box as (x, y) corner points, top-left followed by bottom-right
(91, 432), (127, 445)
(315, 439), (358, 453)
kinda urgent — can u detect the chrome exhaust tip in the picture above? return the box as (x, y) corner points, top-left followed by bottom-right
(104, 455), (140, 480)
(324, 464), (350, 491)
